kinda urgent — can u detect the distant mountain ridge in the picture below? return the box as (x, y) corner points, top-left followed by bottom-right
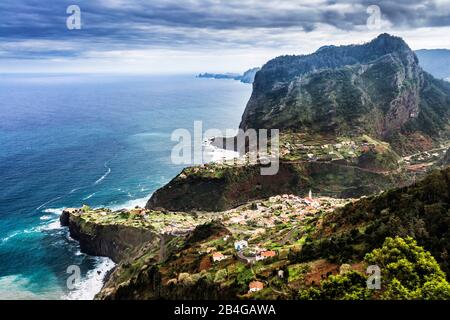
(240, 34), (450, 155)
(197, 67), (260, 84)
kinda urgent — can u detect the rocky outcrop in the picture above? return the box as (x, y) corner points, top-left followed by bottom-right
(97, 263), (238, 300)
(197, 67), (261, 84)
(239, 34), (450, 155)
(147, 161), (401, 212)
(60, 209), (158, 263)
(96, 221), (236, 300)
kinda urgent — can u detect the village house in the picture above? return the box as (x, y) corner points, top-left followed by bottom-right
(234, 240), (248, 251)
(248, 281), (264, 293)
(260, 250), (276, 258)
(256, 250), (276, 261)
(212, 252), (226, 262)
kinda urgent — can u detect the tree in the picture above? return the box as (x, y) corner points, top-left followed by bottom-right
(298, 270), (371, 300)
(365, 236), (450, 300)
(298, 237), (450, 300)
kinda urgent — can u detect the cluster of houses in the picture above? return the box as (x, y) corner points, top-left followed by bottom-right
(208, 238), (277, 266)
(272, 190), (320, 208)
(225, 190), (321, 229)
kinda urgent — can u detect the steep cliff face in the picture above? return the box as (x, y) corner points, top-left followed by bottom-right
(145, 34), (449, 213)
(147, 161), (400, 212)
(97, 167), (450, 300)
(60, 209), (158, 263)
(96, 221), (237, 300)
(240, 34), (450, 154)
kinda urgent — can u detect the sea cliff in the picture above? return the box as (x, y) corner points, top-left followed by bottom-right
(60, 34), (450, 300)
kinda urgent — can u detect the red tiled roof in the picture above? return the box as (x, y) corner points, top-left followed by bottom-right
(261, 251), (276, 257)
(249, 281), (264, 289)
(212, 252), (224, 258)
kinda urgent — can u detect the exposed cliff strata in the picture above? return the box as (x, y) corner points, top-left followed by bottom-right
(60, 209), (159, 263)
(239, 34), (450, 155)
(95, 167), (450, 300)
(147, 161), (401, 212)
(96, 221), (236, 300)
(146, 34), (449, 213)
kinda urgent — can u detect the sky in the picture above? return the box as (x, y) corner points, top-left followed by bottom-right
(1, 0), (450, 74)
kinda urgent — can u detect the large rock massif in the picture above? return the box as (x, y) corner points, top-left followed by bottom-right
(240, 34), (449, 155)
(147, 161), (399, 212)
(60, 34), (450, 300)
(147, 34), (450, 212)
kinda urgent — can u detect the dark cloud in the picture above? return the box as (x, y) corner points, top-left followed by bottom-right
(0, 0), (449, 58)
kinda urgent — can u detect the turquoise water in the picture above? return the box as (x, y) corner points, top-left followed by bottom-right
(0, 74), (251, 299)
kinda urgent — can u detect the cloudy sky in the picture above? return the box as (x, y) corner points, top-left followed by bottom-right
(1, 0), (450, 73)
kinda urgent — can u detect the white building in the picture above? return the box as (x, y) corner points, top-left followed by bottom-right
(234, 240), (248, 251)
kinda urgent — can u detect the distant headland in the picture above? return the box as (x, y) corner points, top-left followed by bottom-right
(197, 67), (260, 84)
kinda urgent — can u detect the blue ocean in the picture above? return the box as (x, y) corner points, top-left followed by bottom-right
(0, 74), (251, 299)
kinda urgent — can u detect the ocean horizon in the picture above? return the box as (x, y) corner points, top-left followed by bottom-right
(0, 73), (252, 299)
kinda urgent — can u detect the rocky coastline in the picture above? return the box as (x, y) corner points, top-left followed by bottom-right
(58, 34), (450, 300)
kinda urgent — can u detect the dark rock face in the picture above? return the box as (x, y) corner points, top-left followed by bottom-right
(96, 221), (236, 300)
(98, 265), (235, 300)
(147, 162), (401, 212)
(146, 34), (449, 214)
(239, 34), (450, 153)
(61, 210), (157, 263)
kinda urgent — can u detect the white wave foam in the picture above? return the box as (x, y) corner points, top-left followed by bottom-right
(36, 196), (64, 210)
(63, 257), (115, 300)
(40, 215), (52, 221)
(69, 188), (81, 194)
(95, 161), (112, 185)
(1, 231), (21, 243)
(83, 193), (96, 200)
(109, 194), (151, 210)
(40, 220), (62, 231)
(43, 208), (64, 215)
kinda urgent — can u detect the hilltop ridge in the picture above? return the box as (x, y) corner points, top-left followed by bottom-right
(240, 34), (450, 155)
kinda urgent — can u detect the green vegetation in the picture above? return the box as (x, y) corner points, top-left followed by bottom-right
(241, 34), (449, 157)
(298, 167), (450, 275)
(299, 237), (450, 300)
(66, 34), (450, 301)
